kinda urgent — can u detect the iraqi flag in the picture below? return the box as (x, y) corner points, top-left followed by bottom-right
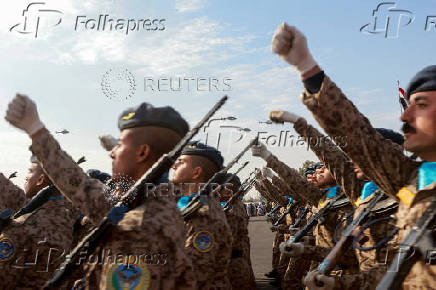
(398, 81), (408, 110)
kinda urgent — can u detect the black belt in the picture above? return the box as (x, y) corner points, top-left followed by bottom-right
(231, 249), (243, 259)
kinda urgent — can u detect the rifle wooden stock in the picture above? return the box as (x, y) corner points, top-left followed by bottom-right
(317, 226), (361, 274)
(44, 96), (228, 289)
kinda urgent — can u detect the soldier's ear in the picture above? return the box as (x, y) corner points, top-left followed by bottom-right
(191, 166), (203, 180)
(36, 174), (46, 186)
(136, 144), (151, 163)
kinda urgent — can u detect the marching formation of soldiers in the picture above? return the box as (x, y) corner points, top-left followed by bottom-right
(0, 22), (435, 290)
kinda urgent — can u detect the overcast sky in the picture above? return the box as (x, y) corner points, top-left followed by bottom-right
(1, 0), (435, 199)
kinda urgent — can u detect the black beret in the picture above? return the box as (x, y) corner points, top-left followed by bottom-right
(118, 103), (189, 137)
(375, 128), (404, 145)
(314, 162), (323, 170)
(406, 65), (436, 100)
(182, 141), (224, 169)
(225, 173), (241, 187)
(304, 167), (315, 176)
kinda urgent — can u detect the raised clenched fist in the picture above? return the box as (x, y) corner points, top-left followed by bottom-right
(269, 110), (302, 124)
(5, 94), (44, 136)
(271, 23), (317, 74)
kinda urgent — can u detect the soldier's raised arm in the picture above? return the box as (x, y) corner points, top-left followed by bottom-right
(270, 110), (362, 204)
(271, 23), (418, 199)
(0, 172), (26, 211)
(251, 142), (323, 206)
(4, 94), (111, 224)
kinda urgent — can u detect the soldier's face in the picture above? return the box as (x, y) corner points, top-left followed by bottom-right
(306, 174), (314, 183)
(351, 161), (365, 180)
(220, 181), (239, 201)
(24, 163), (45, 197)
(314, 166), (335, 186)
(401, 91), (436, 161)
(110, 129), (139, 181)
(171, 155), (196, 184)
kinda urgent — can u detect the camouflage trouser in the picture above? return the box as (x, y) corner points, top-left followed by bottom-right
(282, 257), (311, 290)
(228, 257), (256, 290)
(272, 232), (284, 270)
(278, 253), (290, 278)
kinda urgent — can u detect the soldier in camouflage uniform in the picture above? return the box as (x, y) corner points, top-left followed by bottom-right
(251, 143), (359, 280)
(171, 141), (232, 289)
(0, 157), (76, 289)
(265, 166), (313, 290)
(270, 22), (436, 289)
(270, 110), (405, 289)
(5, 95), (196, 289)
(219, 173), (256, 290)
(255, 171), (288, 282)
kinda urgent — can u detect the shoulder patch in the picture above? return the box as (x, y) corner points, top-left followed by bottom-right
(193, 231), (214, 252)
(107, 263), (151, 289)
(0, 237), (15, 262)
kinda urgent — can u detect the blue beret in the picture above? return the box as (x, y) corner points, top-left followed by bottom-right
(182, 141), (224, 169)
(118, 102), (189, 137)
(406, 65), (436, 100)
(375, 128), (404, 145)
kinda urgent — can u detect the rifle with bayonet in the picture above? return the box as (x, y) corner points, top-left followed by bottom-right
(182, 137), (258, 219)
(208, 160), (249, 199)
(44, 96), (228, 289)
(222, 171), (256, 212)
(317, 190), (385, 275)
(280, 193), (347, 255)
(376, 195), (436, 290)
